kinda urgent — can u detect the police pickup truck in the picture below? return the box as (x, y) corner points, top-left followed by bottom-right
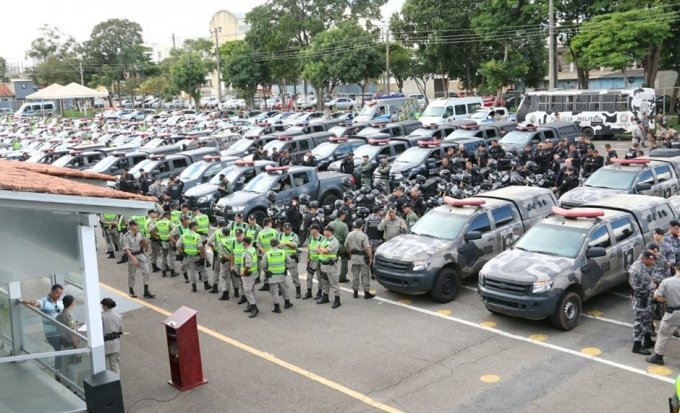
(212, 165), (350, 225)
(374, 186), (557, 302)
(374, 139), (457, 187)
(479, 194), (676, 330)
(328, 135), (410, 182)
(559, 157), (680, 208)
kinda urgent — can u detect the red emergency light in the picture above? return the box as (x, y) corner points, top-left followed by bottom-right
(277, 135), (293, 141)
(424, 123), (440, 129)
(551, 206), (604, 218)
(257, 122), (271, 127)
(368, 137), (390, 145)
(149, 154), (166, 160)
(234, 160), (254, 166)
(517, 124), (537, 131)
(460, 123), (480, 130)
(443, 196), (486, 207)
(417, 140), (440, 148)
(329, 136), (348, 143)
(265, 165), (289, 173)
(610, 158), (650, 165)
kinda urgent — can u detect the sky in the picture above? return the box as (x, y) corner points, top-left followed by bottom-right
(0, 0), (404, 65)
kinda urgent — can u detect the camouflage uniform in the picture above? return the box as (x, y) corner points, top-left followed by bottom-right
(628, 259), (656, 342)
(663, 232), (680, 270)
(360, 160), (373, 189)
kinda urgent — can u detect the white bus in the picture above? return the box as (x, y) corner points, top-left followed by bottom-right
(516, 88), (656, 138)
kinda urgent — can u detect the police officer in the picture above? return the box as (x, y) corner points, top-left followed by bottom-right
(257, 218), (278, 291)
(100, 213), (120, 259)
(376, 156), (391, 194)
(340, 152), (355, 175)
(317, 226), (341, 309)
(488, 140), (505, 161)
(360, 154), (373, 188)
(116, 215), (129, 264)
(647, 263), (680, 366)
(665, 220), (680, 274)
(262, 239), (294, 313)
(365, 207), (384, 280)
(279, 222), (301, 298)
(232, 230), (249, 304)
(630, 250), (656, 354)
(176, 221), (206, 293)
(145, 209), (162, 273)
(345, 220), (374, 299)
(303, 224), (324, 300)
(226, 213), (248, 237)
(193, 208), (211, 290)
(329, 210), (350, 283)
(240, 237), (259, 318)
(170, 215), (191, 282)
(152, 211), (177, 277)
(403, 202), (419, 229)
(101, 297), (123, 375)
(206, 221), (226, 293)
(122, 221), (155, 299)
(378, 207), (407, 242)
(217, 227), (240, 300)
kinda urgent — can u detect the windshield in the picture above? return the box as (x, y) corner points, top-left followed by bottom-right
(244, 126), (265, 137)
(263, 140), (287, 152)
(51, 155), (73, 167)
(516, 223), (588, 258)
(584, 168), (638, 190)
(327, 126), (347, 137)
(130, 159), (154, 175)
(209, 167), (242, 184)
(243, 173), (279, 193)
(91, 156), (119, 172)
(143, 138), (164, 148)
(408, 129), (433, 138)
(180, 161), (206, 181)
(410, 211), (467, 241)
(353, 145), (380, 159)
(447, 129), (476, 139)
(312, 142), (338, 158)
(395, 147), (428, 164)
(422, 106), (444, 117)
(359, 105), (376, 116)
(226, 138), (254, 153)
(500, 131), (532, 145)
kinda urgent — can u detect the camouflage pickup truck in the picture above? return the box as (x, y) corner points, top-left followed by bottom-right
(479, 194), (677, 330)
(374, 186), (557, 302)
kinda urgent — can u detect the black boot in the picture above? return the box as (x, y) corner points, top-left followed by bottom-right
(646, 353), (665, 365)
(643, 333), (655, 349)
(249, 305), (259, 318)
(332, 295), (341, 309)
(316, 294), (330, 304)
(143, 285), (155, 299)
(284, 299), (293, 309)
(364, 290), (375, 299)
(315, 289), (323, 300)
(114, 244), (120, 252)
(243, 304), (252, 312)
(234, 288), (240, 298)
(204, 281), (211, 291)
(632, 341), (651, 355)
(237, 295), (248, 304)
(353, 289), (358, 299)
(162, 270), (167, 277)
(152, 264), (161, 273)
(106, 251), (115, 259)
(170, 270), (178, 277)
(272, 303), (281, 313)
(191, 283), (197, 293)
(210, 284), (219, 294)
(129, 287), (137, 298)
(302, 289), (313, 300)
(117, 255), (128, 264)
(295, 286), (301, 299)
(258, 283), (270, 292)
(219, 291), (230, 301)
(183, 272), (189, 283)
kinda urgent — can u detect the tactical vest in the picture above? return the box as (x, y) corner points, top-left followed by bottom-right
(181, 233), (200, 256)
(170, 210), (182, 225)
(258, 228), (278, 251)
(156, 219), (172, 241)
(308, 235), (322, 262)
(366, 215), (383, 240)
(195, 215), (210, 235)
(266, 249), (286, 275)
(244, 246), (257, 273)
(279, 233), (297, 255)
(129, 216), (148, 237)
(228, 222), (248, 237)
(319, 237), (337, 261)
(233, 241), (245, 266)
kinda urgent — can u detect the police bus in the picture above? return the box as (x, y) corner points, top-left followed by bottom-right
(516, 88), (656, 139)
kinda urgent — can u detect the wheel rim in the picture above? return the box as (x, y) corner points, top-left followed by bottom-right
(441, 277), (454, 295)
(563, 300), (577, 321)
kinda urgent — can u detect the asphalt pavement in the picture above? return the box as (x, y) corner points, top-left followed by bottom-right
(97, 136), (678, 413)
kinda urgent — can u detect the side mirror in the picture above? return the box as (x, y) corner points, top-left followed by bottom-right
(531, 139), (540, 145)
(586, 247), (607, 259)
(465, 231), (482, 241)
(636, 182), (652, 192)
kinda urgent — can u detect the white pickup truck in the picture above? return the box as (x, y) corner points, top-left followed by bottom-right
(468, 107), (512, 124)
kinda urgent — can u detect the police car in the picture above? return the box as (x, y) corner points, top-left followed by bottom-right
(374, 139), (457, 186)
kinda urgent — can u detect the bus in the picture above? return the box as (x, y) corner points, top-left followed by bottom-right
(516, 88), (656, 138)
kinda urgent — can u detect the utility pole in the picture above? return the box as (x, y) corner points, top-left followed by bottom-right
(172, 33), (176, 51)
(211, 27), (223, 110)
(79, 61), (84, 86)
(548, 0), (557, 89)
(384, 25), (390, 95)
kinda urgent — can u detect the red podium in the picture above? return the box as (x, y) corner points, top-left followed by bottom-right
(162, 306), (207, 390)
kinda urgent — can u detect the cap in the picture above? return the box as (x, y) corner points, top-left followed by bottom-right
(180, 214), (191, 221)
(235, 213), (243, 218)
(646, 242), (659, 251)
(324, 225), (334, 233)
(642, 250), (656, 260)
(128, 220), (138, 226)
(671, 220), (680, 228)
(363, 154), (369, 158)
(283, 222), (291, 228)
(270, 238), (280, 246)
(655, 228), (666, 235)
(235, 228), (244, 234)
(243, 236), (252, 244)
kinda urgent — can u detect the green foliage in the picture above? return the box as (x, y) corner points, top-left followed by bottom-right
(167, 50), (209, 105)
(0, 56), (9, 83)
(221, 41), (269, 104)
(26, 25), (83, 86)
(138, 76), (175, 101)
(387, 44), (412, 92)
(478, 54), (528, 95)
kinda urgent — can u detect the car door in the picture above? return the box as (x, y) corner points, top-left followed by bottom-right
(272, 174), (296, 203)
(634, 169), (655, 195)
(491, 204), (521, 252)
(581, 224), (617, 296)
(461, 211), (495, 273)
(652, 164), (678, 197)
(606, 216), (643, 291)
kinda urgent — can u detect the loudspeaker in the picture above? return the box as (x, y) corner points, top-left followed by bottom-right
(83, 370), (124, 413)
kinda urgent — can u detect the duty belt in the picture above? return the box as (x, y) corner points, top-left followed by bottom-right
(131, 250), (144, 256)
(351, 249), (365, 255)
(104, 332), (122, 341)
(320, 259), (337, 265)
(665, 306), (680, 314)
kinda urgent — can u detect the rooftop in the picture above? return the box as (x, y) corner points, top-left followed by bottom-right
(0, 84), (15, 97)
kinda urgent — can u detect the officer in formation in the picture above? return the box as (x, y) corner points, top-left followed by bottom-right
(101, 297), (123, 375)
(257, 218), (279, 292)
(629, 250), (656, 355)
(226, 213), (248, 236)
(647, 263), (680, 366)
(403, 202), (419, 229)
(317, 226), (341, 309)
(170, 215), (191, 282)
(122, 221), (155, 299)
(100, 213), (120, 259)
(279, 222), (301, 298)
(193, 208), (211, 290)
(116, 215), (129, 264)
(360, 154), (373, 188)
(665, 221), (680, 274)
(303, 224), (323, 300)
(240, 237), (259, 318)
(206, 221), (226, 293)
(345, 220), (374, 299)
(175, 221), (206, 293)
(145, 209), (162, 273)
(261, 239), (295, 313)
(149, 211), (177, 277)
(217, 227), (241, 300)
(329, 210), (350, 283)
(365, 207), (385, 279)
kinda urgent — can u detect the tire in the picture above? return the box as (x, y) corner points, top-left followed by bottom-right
(549, 291), (582, 331)
(581, 127), (595, 140)
(251, 209), (267, 225)
(321, 193), (339, 207)
(429, 268), (461, 303)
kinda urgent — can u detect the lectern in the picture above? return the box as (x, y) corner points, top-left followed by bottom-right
(162, 306), (207, 390)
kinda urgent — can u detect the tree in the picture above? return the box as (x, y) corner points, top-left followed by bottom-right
(138, 75), (175, 101)
(478, 54), (529, 96)
(221, 41), (269, 105)
(167, 50), (209, 106)
(25, 25), (83, 86)
(0, 57), (8, 83)
(571, 8), (671, 86)
(387, 44), (412, 94)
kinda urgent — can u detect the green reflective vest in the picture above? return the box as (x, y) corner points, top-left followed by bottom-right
(245, 224), (260, 242)
(156, 219), (172, 241)
(228, 222), (248, 238)
(195, 214), (210, 235)
(233, 241), (245, 266)
(676, 375), (680, 399)
(244, 246), (258, 273)
(308, 235), (323, 262)
(219, 235), (235, 258)
(181, 232), (200, 256)
(117, 216), (128, 232)
(170, 210), (182, 225)
(258, 227), (278, 251)
(101, 213), (118, 225)
(12, 140), (21, 150)
(319, 237), (337, 261)
(279, 233), (297, 255)
(129, 216), (148, 237)
(213, 229), (225, 250)
(266, 249), (286, 275)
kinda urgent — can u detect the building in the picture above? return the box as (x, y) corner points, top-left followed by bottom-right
(0, 84), (16, 112)
(204, 10), (251, 99)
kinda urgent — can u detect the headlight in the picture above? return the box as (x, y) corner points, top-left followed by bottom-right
(478, 271), (486, 286)
(412, 260), (430, 271)
(231, 205), (246, 212)
(196, 196), (210, 204)
(532, 280), (553, 293)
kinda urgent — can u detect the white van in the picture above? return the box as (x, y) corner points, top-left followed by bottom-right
(355, 96), (416, 123)
(419, 97), (483, 125)
(14, 101), (56, 118)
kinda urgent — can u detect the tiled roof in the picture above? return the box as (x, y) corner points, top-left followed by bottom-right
(0, 160), (157, 202)
(0, 84), (14, 97)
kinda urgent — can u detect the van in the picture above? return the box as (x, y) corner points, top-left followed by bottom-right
(419, 97), (484, 125)
(14, 101), (56, 118)
(355, 96), (415, 123)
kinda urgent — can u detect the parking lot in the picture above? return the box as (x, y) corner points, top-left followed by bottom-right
(97, 133), (680, 412)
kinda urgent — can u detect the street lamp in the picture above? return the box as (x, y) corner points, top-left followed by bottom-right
(210, 27), (223, 110)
